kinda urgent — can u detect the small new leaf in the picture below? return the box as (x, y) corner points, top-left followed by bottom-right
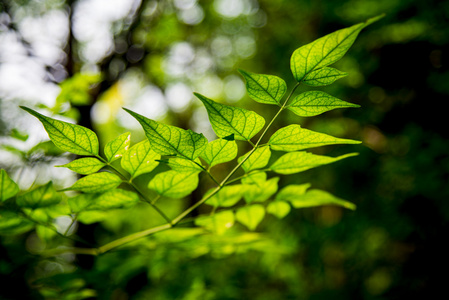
(239, 69), (287, 105)
(0, 169), (19, 202)
(287, 91), (359, 117)
(195, 93), (265, 141)
(270, 152), (358, 174)
(201, 139), (238, 168)
(121, 140), (160, 179)
(148, 170), (199, 198)
(269, 125), (361, 152)
(57, 157), (105, 175)
(20, 107), (99, 156)
(238, 146), (271, 172)
(63, 172), (122, 193)
(303, 67), (347, 86)
(124, 108), (207, 160)
(16, 182), (61, 209)
(104, 132), (131, 162)
(235, 204), (265, 231)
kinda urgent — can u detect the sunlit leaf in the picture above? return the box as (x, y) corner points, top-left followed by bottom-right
(266, 201), (291, 219)
(0, 211), (34, 235)
(287, 189), (356, 210)
(57, 157), (105, 175)
(243, 177), (279, 203)
(195, 210), (235, 235)
(287, 91), (359, 117)
(206, 184), (248, 207)
(275, 183), (311, 202)
(291, 15), (383, 82)
(20, 106), (99, 156)
(104, 132), (131, 162)
(16, 182), (61, 209)
(161, 157), (204, 173)
(148, 170), (199, 198)
(201, 138), (238, 168)
(0, 169), (19, 202)
(270, 152), (358, 174)
(235, 204), (265, 231)
(269, 125), (361, 152)
(238, 146), (271, 172)
(124, 108), (207, 160)
(121, 140), (160, 179)
(62, 172), (122, 193)
(239, 69), (287, 105)
(241, 172), (267, 186)
(303, 67), (347, 86)
(195, 93), (265, 141)
(88, 189), (139, 210)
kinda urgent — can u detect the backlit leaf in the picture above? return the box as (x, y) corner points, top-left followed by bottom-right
(121, 140), (160, 179)
(291, 15), (383, 82)
(287, 189), (356, 210)
(239, 69), (287, 105)
(57, 157), (105, 175)
(238, 146), (271, 172)
(148, 170), (199, 198)
(124, 108), (207, 160)
(241, 172), (267, 186)
(162, 157), (204, 173)
(16, 182), (61, 209)
(62, 172), (122, 193)
(287, 91), (359, 117)
(104, 132), (131, 162)
(195, 93), (265, 141)
(269, 125), (361, 152)
(303, 67), (347, 86)
(243, 177), (279, 203)
(88, 189), (139, 210)
(195, 210), (235, 235)
(275, 183), (311, 202)
(20, 106), (99, 156)
(0, 169), (19, 202)
(206, 184), (248, 207)
(235, 204), (265, 231)
(266, 201), (291, 219)
(270, 152), (358, 174)
(201, 138), (238, 168)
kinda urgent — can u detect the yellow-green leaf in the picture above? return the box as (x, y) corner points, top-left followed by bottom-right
(121, 140), (160, 179)
(63, 172), (122, 193)
(206, 184), (248, 207)
(201, 138), (238, 168)
(148, 170), (199, 198)
(287, 189), (356, 210)
(195, 210), (235, 235)
(275, 183), (311, 201)
(238, 146), (271, 172)
(239, 69), (287, 105)
(303, 67), (347, 86)
(88, 189), (139, 210)
(0, 169), (19, 202)
(16, 182), (61, 209)
(104, 132), (131, 162)
(266, 201), (291, 219)
(235, 204), (265, 231)
(57, 157), (105, 175)
(243, 177), (279, 203)
(162, 157), (204, 173)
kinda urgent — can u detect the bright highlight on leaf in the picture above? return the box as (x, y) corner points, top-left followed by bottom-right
(239, 69), (287, 105)
(16, 182), (61, 209)
(195, 93), (265, 141)
(269, 124), (361, 152)
(63, 172), (122, 193)
(148, 170), (199, 198)
(0, 169), (19, 202)
(57, 157), (106, 175)
(195, 210), (235, 235)
(20, 106), (99, 156)
(287, 91), (359, 117)
(121, 140), (160, 179)
(303, 67), (348, 86)
(201, 138), (238, 168)
(236, 204), (265, 231)
(104, 132), (131, 162)
(290, 14), (383, 82)
(124, 108), (207, 160)
(270, 152), (358, 174)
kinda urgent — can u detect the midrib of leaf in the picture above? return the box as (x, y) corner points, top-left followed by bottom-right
(242, 70), (281, 105)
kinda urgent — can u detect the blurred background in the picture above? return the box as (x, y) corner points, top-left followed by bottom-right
(1, 0), (448, 299)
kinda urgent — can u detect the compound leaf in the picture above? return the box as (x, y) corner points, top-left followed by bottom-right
(104, 132), (131, 162)
(20, 106), (99, 156)
(121, 140), (160, 179)
(148, 170), (199, 198)
(124, 108), (207, 160)
(63, 172), (122, 193)
(270, 152), (358, 174)
(291, 15), (383, 82)
(195, 93), (265, 141)
(0, 169), (19, 202)
(287, 189), (356, 210)
(287, 91), (359, 117)
(239, 69), (287, 105)
(303, 67), (347, 86)
(57, 157), (105, 175)
(16, 182), (61, 209)
(269, 124), (361, 152)
(201, 138), (238, 168)
(235, 204), (265, 231)
(266, 201), (291, 219)
(195, 210), (235, 235)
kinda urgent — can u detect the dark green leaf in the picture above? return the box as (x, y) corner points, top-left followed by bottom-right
(16, 182), (61, 209)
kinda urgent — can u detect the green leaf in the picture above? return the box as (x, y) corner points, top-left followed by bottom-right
(16, 182), (61, 209)
(63, 172), (122, 193)
(201, 138), (238, 168)
(266, 201), (291, 219)
(287, 91), (359, 117)
(270, 152), (358, 174)
(269, 125), (361, 152)
(290, 15), (383, 82)
(195, 93), (265, 141)
(0, 211), (34, 235)
(275, 183), (311, 202)
(287, 189), (356, 210)
(88, 189), (139, 210)
(124, 108), (207, 160)
(104, 132), (131, 162)
(243, 177), (279, 203)
(235, 204), (265, 231)
(206, 184), (248, 207)
(0, 169), (19, 202)
(57, 157), (105, 175)
(238, 146), (271, 172)
(241, 172), (267, 186)
(20, 106), (99, 156)
(195, 210), (235, 235)
(303, 67), (347, 86)
(121, 140), (160, 179)
(148, 170), (199, 198)
(239, 69), (287, 105)
(162, 157), (204, 173)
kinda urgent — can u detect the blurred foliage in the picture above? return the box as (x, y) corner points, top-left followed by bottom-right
(1, 0), (448, 299)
